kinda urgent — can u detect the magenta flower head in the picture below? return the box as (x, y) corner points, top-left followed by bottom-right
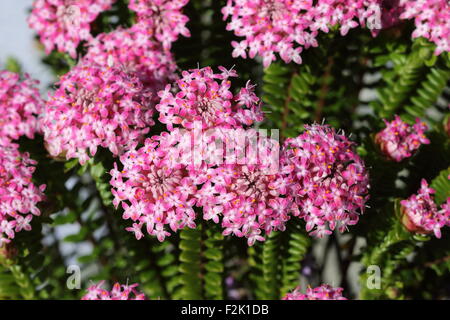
(83, 23), (177, 90)
(128, 0), (191, 49)
(0, 71), (44, 141)
(110, 132), (198, 242)
(194, 128), (293, 246)
(283, 124), (370, 238)
(222, 0), (382, 67)
(42, 64), (156, 165)
(400, 179), (449, 239)
(283, 284), (347, 300)
(28, 0), (115, 58)
(375, 115), (430, 162)
(156, 66), (263, 131)
(82, 281), (146, 300)
(0, 139), (46, 246)
(399, 0), (450, 55)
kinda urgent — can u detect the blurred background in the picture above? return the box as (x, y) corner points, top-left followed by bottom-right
(0, 1), (53, 88)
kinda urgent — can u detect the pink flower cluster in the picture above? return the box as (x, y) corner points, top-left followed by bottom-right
(0, 139), (46, 246)
(399, 0), (450, 55)
(128, 0), (190, 49)
(0, 71), (44, 141)
(110, 127), (291, 245)
(156, 66), (263, 130)
(375, 115), (430, 162)
(110, 67), (290, 245)
(222, 0), (382, 67)
(283, 284), (347, 300)
(282, 124), (370, 238)
(110, 134), (197, 242)
(82, 281), (146, 300)
(42, 65), (155, 165)
(195, 129), (292, 246)
(28, 0), (116, 58)
(83, 23), (177, 91)
(400, 179), (450, 239)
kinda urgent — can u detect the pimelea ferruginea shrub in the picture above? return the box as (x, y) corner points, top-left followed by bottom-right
(0, 0), (449, 302)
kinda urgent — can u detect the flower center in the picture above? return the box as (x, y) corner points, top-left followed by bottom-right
(233, 170), (270, 202)
(57, 2), (81, 28)
(74, 88), (97, 110)
(260, 0), (287, 22)
(144, 166), (182, 199)
(195, 97), (222, 125)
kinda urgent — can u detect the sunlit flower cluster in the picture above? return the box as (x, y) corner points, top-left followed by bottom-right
(375, 115), (429, 162)
(128, 0), (190, 49)
(400, 179), (450, 239)
(283, 284), (347, 300)
(156, 66), (263, 131)
(195, 128), (292, 246)
(42, 65), (155, 165)
(82, 281), (146, 300)
(28, 0), (115, 58)
(110, 133), (198, 242)
(83, 23), (177, 91)
(399, 0), (450, 55)
(282, 124), (370, 238)
(0, 71), (44, 141)
(0, 139), (46, 246)
(222, 0), (382, 67)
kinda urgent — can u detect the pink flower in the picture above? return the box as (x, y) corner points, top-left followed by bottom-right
(0, 71), (44, 141)
(83, 23), (177, 91)
(0, 139), (46, 244)
(28, 0), (115, 58)
(400, 179), (449, 239)
(282, 124), (370, 237)
(375, 115), (430, 162)
(190, 127), (292, 246)
(399, 0), (450, 55)
(222, 0), (383, 66)
(41, 64), (155, 164)
(283, 284), (347, 300)
(197, 161), (292, 245)
(156, 66), (263, 131)
(82, 281), (146, 300)
(128, 0), (190, 49)
(110, 133), (198, 242)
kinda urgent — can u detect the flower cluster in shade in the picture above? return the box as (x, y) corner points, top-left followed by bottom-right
(375, 115), (429, 162)
(83, 23), (177, 91)
(222, 0), (383, 67)
(282, 124), (370, 238)
(156, 66), (263, 131)
(399, 0), (450, 55)
(0, 71), (44, 141)
(42, 64), (156, 165)
(0, 139), (46, 246)
(28, 0), (116, 58)
(81, 281), (146, 300)
(128, 0), (190, 49)
(400, 179), (450, 239)
(283, 284), (347, 300)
